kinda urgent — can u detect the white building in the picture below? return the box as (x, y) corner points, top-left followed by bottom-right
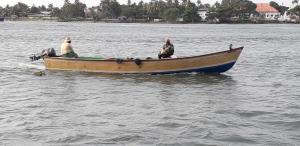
(197, 9), (208, 21)
(27, 11), (53, 20)
(255, 3), (280, 21)
(278, 11), (291, 22)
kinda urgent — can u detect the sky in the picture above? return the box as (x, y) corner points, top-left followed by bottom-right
(0, 0), (295, 8)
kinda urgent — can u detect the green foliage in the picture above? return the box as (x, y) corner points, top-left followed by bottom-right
(121, 5), (134, 18)
(47, 4), (53, 11)
(100, 0), (121, 18)
(0, 0), (265, 23)
(30, 5), (40, 14)
(86, 8), (98, 20)
(3, 5), (13, 17)
(12, 2), (29, 17)
(183, 1), (201, 22)
(292, 0), (299, 5)
(163, 8), (179, 22)
(215, 0), (256, 22)
(60, 0), (86, 18)
(121, 2), (144, 19)
(51, 7), (61, 17)
(144, 0), (167, 19)
(289, 5), (300, 17)
(270, 1), (289, 15)
(74, 0), (87, 17)
(174, 0), (179, 8)
(39, 5), (47, 11)
(197, 0), (202, 7)
(0, 6), (4, 16)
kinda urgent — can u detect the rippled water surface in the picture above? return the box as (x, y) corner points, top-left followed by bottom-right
(0, 22), (300, 145)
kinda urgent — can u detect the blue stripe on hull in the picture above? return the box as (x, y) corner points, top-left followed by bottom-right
(151, 61), (236, 75)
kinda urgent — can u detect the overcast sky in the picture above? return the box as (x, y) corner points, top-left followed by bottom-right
(0, 0), (294, 7)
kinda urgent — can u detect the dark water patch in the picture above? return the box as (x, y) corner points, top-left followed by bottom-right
(64, 97), (88, 103)
(16, 121), (34, 127)
(27, 105), (43, 110)
(272, 82), (283, 88)
(264, 142), (297, 146)
(260, 120), (300, 131)
(287, 105), (300, 110)
(154, 122), (185, 129)
(84, 141), (118, 145)
(283, 121), (300, 130)
(162, 116), (173, 120)
(84, 113), (102, 117)
(47, 134), (96, 144)
(18, 133), (44, 142)
(180, 126), (209, 138)
(289, 134), (300, 142)
(214, 135), (257, 144)
(36, 113), (60, 120)
(117, 124), (126, 127)
(49, 109), (70, 114)
(281, 113), (300, 119)
(158, 142), (218, 146)
(104, 135), (143, 143)
(237, 110), (274, 118)
(24, 125), (64, 132)
(214, 109), (232, 115)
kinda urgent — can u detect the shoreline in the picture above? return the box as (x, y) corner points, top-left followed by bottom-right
(3, 18), (299, 24)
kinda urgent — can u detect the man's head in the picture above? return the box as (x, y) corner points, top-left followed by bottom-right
(64, 37), (71, 43)
(165, 38), (171, 45)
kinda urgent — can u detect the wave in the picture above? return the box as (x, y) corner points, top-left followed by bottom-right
(17, 62), (45, 70)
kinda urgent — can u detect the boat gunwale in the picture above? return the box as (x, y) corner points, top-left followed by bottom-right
(44, 47), (243, 62)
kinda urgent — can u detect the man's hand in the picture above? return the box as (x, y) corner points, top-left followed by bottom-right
(160, 48), (165, 54)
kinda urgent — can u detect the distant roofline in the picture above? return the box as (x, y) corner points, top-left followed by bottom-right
(256, 3), (279, 13)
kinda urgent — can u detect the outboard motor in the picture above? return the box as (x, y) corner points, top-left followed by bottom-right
(229, 44), (233, 50)
(42, 48), (57, 57)
(30, 48), (57, 61)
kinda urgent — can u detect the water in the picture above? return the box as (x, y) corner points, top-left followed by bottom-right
(0, 21), (300, 145)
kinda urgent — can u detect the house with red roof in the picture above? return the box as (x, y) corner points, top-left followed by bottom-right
(255, 3), (280, 21)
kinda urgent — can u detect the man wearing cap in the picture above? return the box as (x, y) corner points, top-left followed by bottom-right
(60, 37), (78, 58)
(158, 38), (174, 59)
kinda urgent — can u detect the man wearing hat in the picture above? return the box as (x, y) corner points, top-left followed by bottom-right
(60, 37), (78, 58)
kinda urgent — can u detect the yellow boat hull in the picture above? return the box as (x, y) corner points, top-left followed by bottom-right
(43, 47), (243, 74)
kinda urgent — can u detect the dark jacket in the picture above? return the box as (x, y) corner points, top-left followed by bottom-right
(161, 44), (174, 56)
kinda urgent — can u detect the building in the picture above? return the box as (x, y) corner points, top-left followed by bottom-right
(278, 11), (291, 22)
(255, 3), (280, 21)
(84, 7), (99, 18)
(197, 9), (208, 21)
(27, 11), (54, 20)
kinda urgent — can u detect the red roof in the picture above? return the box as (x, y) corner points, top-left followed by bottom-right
(256, 3), (279, 13)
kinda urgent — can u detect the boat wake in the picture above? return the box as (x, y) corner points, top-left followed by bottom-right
(18, 62), (45, 70)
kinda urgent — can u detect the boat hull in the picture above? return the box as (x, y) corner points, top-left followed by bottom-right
(43, 47), (243, 74)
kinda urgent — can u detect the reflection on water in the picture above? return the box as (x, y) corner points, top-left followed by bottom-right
(78, 72), (236, 85)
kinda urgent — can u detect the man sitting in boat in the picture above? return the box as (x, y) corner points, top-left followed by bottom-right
(61, 37), (78, 58)
(158, 38), (174, 59)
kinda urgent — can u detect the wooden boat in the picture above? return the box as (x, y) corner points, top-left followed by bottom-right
(43, 47), (243, 74)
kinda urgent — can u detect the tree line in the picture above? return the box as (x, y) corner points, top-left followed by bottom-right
(0, 0), (299, 22)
